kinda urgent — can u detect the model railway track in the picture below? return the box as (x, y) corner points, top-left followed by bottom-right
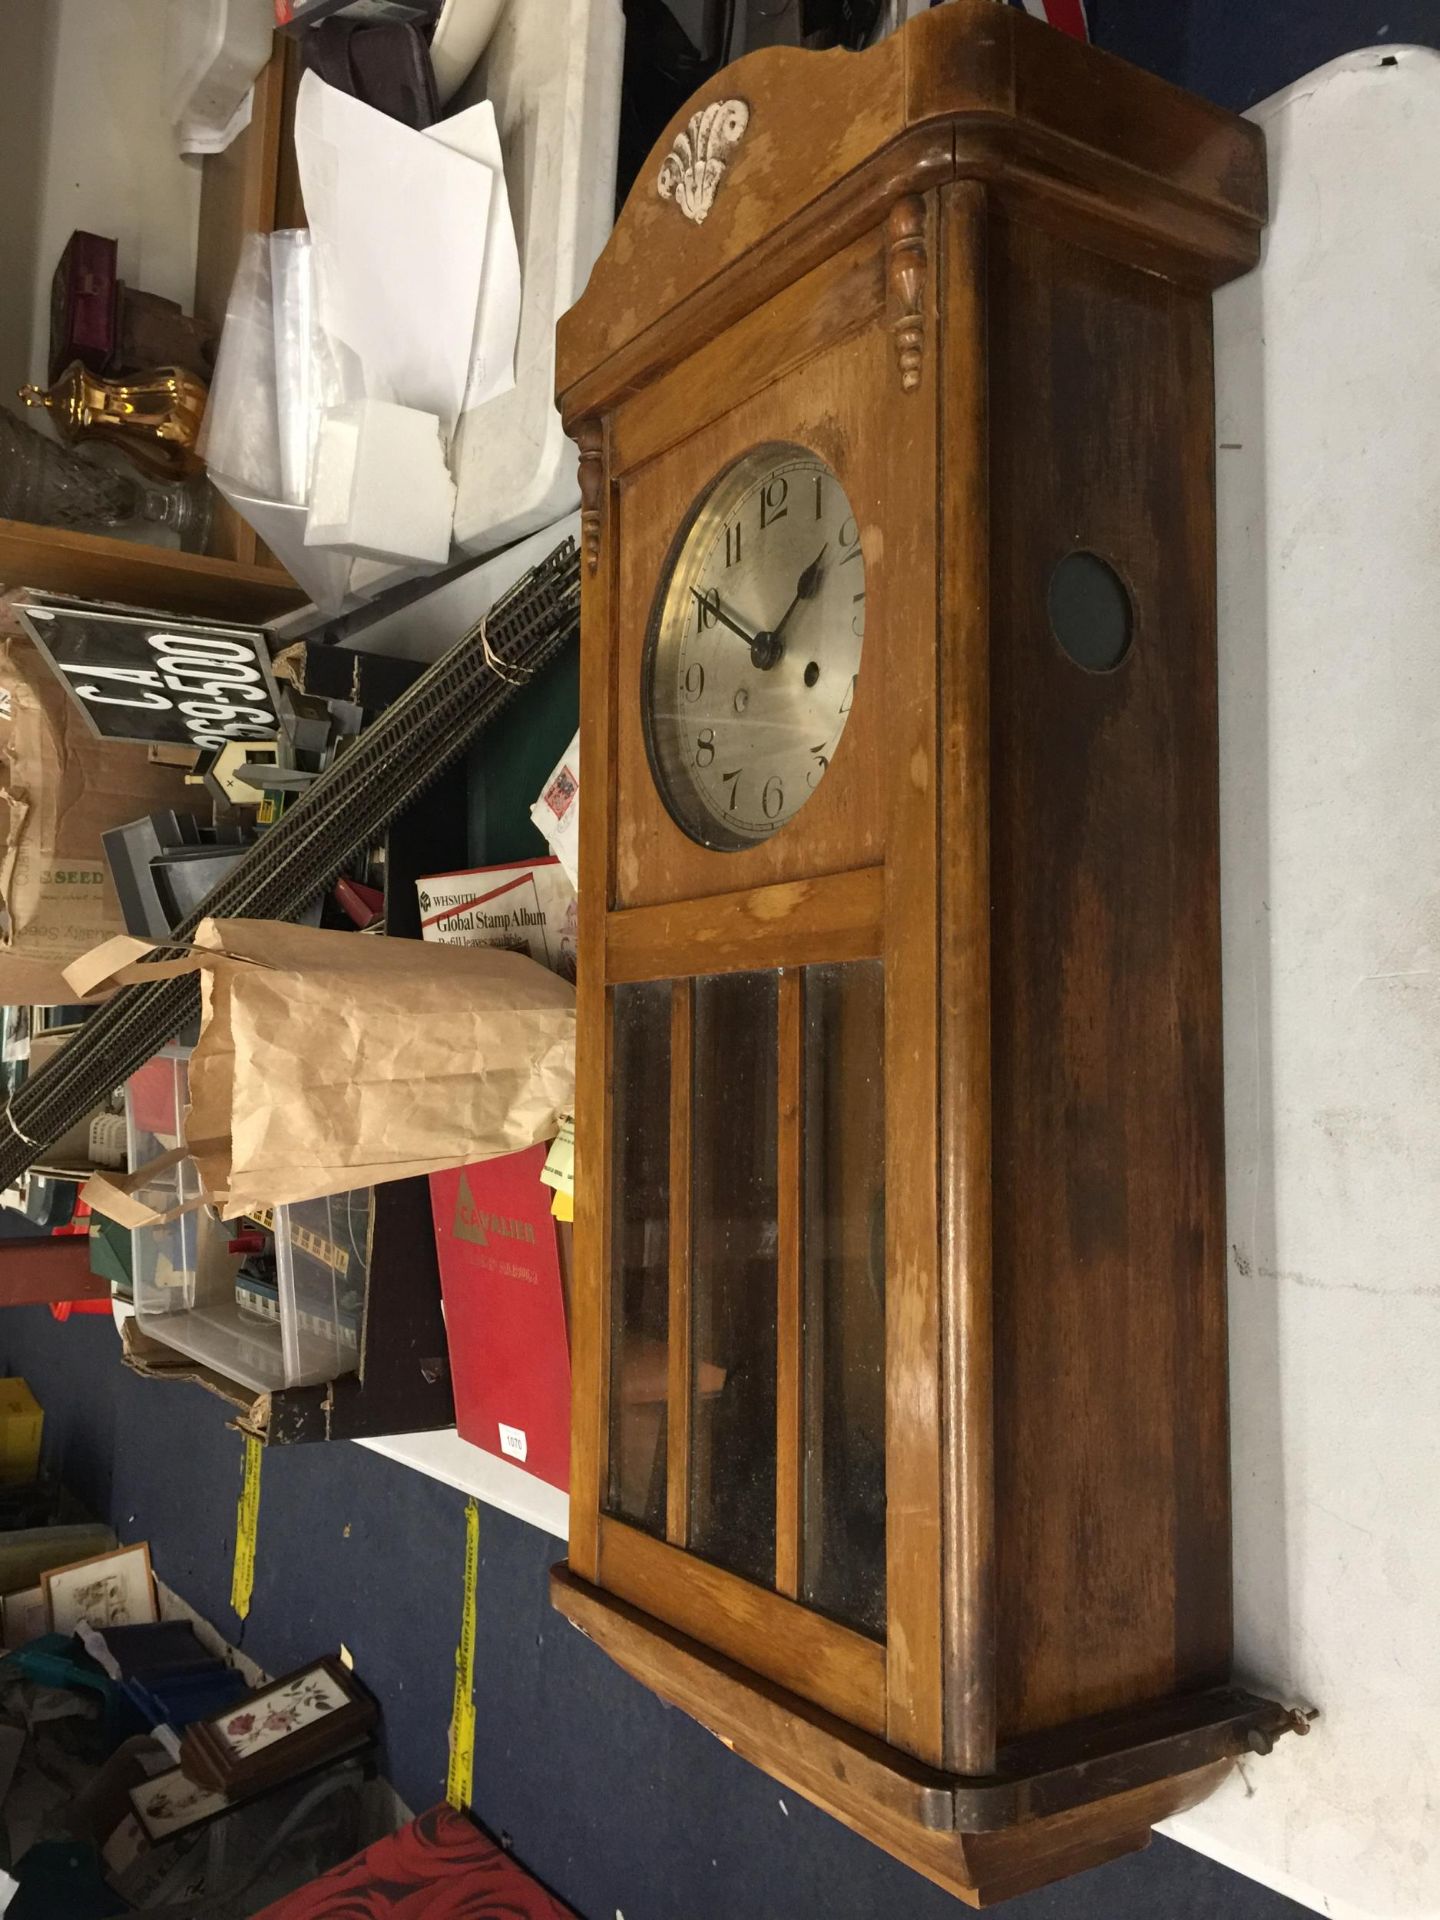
(0, 538), (582, 1189)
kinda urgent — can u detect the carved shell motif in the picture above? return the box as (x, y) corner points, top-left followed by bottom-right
(656, 98), (750, 225)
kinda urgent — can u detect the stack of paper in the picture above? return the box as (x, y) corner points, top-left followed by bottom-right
(293, 73), (521, 435)
(204, 74), (522, 611)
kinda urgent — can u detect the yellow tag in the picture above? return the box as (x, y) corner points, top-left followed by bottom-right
(289, 1221), (349, 1275)
(446, 1500), (480, 1810)
(550, 1186), (574, 1222)
(538, 1112), (575, 1197)
(231, 1434), (262, 1620)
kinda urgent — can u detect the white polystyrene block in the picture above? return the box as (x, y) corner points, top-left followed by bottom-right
(304, 399), (456, 567)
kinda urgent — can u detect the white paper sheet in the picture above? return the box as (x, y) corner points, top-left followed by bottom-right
(530, 729), (580, 892)
(426, 100), (522, 412)
(293, 73), (494, 434)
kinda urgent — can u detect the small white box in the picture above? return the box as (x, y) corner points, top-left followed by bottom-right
(305, 399), (456, 567)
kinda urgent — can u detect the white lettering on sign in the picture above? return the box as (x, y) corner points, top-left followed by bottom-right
(111, 632), (282, 749)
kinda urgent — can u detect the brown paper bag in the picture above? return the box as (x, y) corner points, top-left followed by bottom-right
(69, 917), (575, 1220)
(0, 618), (208, 1004)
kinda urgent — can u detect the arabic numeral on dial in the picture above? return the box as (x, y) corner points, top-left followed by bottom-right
(725, 521), (742, 568)
(813, 473), (824, 520)
(695, 727), (716, 768)
(839, 674), (857, 715)
(761, 773), (785, 820)
(721, 768), (742, 811)
(759, 473), (789, 530)
(806, 743), (830, 790)
(682, 662), (705, 702)
(694, 586), (719, 633)
(839, 514), (862, 562)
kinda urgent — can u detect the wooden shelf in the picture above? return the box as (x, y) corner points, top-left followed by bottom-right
(0, 519), (302, 624)
(0, 37), (304, 620)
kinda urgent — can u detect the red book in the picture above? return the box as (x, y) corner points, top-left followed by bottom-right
(430, 1146), (570, 1491)
(252, 1803), (575, 1917)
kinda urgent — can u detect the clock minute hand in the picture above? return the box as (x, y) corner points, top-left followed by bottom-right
(691, 586), (789, 674)
(691, 586), (761, 651)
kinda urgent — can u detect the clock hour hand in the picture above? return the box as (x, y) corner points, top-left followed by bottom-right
(768, 542), (830, 655)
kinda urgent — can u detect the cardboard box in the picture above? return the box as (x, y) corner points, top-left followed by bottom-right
(0, 624), (205, 1004)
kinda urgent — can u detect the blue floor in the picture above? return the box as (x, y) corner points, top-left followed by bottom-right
(4, 1300), (1310, 1919)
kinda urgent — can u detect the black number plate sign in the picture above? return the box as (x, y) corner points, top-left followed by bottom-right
(15, 594), (282, 751)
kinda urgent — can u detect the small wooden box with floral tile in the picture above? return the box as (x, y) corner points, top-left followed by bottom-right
(179, 1656), (377, 1797)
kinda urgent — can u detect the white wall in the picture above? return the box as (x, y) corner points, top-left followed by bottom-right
(0, 0), (200, 400)
(1164, 45), (1440, 1920)
(0, 1), (51, 404)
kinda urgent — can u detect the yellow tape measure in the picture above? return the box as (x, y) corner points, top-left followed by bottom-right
(231, 1433), (262, 1620)
(446, 1500), (480, 1810)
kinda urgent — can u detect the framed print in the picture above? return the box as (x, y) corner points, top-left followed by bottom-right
(129, 1766), (231, 1844)
(43, 1542), (157, 1635)
(2, 1585), (47, 1649)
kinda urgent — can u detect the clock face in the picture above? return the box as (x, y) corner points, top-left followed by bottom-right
(644, 445), (867, 850)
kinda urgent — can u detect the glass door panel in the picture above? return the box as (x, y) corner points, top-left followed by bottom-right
(688, 969), (779, 1586)
(605, 956), (887, 1646)
(801, 959), (887, 1637)
(606, 980), (673, 1533)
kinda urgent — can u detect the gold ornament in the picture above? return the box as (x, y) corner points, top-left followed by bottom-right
(20, 360), (207, 477)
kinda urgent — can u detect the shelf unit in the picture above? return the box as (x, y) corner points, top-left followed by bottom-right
(1, 39), (303, 624)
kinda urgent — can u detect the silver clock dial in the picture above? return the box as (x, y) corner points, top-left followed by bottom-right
(645, 446), (867, 850)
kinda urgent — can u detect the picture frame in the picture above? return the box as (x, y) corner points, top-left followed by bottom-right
(1, 1585), (48, 1649)
(128, 1765), (232, 1845)
(43, 1542), (157, 1636)
(178, 1656), (376, 1796)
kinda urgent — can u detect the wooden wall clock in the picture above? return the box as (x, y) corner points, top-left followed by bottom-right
(550, 3), (1309, 1905)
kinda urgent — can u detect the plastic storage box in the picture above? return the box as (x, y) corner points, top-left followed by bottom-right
(269, 1191), (368, 1385)
(127, 1052), (365, 1394)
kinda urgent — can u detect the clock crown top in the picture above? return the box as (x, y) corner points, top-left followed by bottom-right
(556, 0), (1265, 426)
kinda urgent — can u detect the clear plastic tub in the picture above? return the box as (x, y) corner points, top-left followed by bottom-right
(274, 1190), (369, 1385)
(127, 1051), (366, 1394)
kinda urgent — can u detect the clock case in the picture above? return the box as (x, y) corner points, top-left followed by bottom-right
(552, 4), (1303, 1906)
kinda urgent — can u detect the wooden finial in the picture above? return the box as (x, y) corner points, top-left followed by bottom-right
(886, 196), (928, 393)
(576, 420), (604, 572)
